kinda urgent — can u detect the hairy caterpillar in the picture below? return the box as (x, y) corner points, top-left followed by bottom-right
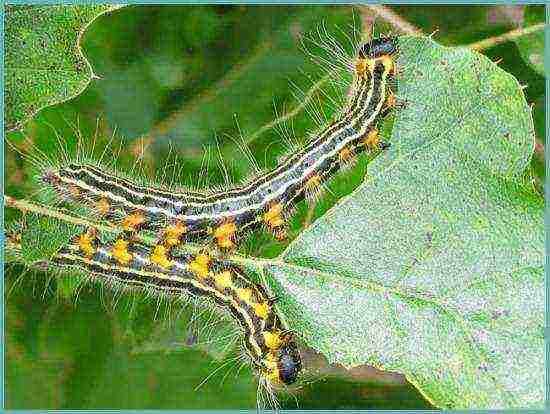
(41, 36), (398, 251)
(7, 33), (401, 409)
(5, 221), (299, 408)
(54, 229), (302, 386)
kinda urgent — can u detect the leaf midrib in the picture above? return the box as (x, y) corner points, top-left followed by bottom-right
(254, 251), (539, 407)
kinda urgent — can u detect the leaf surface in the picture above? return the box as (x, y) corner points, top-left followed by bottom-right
(259, 36), (543, 409)
(5, 5), (122, 131)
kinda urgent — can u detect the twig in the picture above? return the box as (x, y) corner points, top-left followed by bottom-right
(467, 22), (546, 51)
(361, 5), (544, 52)
(4, 195), (116, 233)
(359, 5), (423, 35)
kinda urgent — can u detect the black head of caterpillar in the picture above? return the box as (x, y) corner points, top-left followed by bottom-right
(53, 229), (303, 388)
(273, 333), (302, 385)
(40, 35), (398, 252)
(358, 36), (398, 59)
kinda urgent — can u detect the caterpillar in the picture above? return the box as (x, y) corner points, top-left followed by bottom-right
(52, 228), (302, 388)
(41, 36), (399, 251)
(7, 34), (401, 409)
(4, 218), (299, 408)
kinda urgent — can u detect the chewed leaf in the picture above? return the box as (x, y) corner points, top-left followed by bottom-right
(5, 4), (124, 131)
(262, 36), (544, 408)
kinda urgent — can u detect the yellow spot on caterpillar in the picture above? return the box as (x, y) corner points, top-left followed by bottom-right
(386, 90), (397, 109)
(362, 129), (380, 148)
(121, 212), (145, 232)
(263, 330), (283, 350)
(274, 228), (287, 242)
(164, 221), (187, 246)
(97, 198), (110, 216)
(262, 354), (280, 383)
(69, 185), (81, 198)
(305, 174), (322, 192)
(355, 59), (367, 77)
(8, 231), (22, 244)
(338, 146), (355, 163)
(264, 203), (284, 229)
(112, 238), (133, 265)
(355, 58), (374, 78)
(213, 222), (237, 249)
(379, 54), (395, 74)
(77, 233), (95, 257)
(237, 287), (252, 303)
(214, 270), (232, 290)
(253, 301), (270, 319)
(187, 253), (211, 278)
(150, 244), (172, 269)
(265, 368), (280, 383)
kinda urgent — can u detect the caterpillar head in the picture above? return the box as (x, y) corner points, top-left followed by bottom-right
(356, 36), (398, 78)
(261, 332), (302, 386)
(359, 36), (398, 59)
(275, 335), (302, 385)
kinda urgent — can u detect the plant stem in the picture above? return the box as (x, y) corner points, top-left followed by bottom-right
(359, 5), (423, 35)
(467, 22), (545, 51)
(4, 195), (116, 233)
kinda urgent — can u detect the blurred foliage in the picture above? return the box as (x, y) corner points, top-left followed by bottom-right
(514, 5), (545, 76)
(4, 4), (545, 410)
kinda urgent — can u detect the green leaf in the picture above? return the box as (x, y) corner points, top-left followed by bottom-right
(6, 6), (543, 409)
(5, 4), (123, 131)
(20, 214), (81, 264)
(514, 5), (545, 76)
(258, 36), (543, 409)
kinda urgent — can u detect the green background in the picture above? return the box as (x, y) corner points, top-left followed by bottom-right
(5, 5), (545, 409)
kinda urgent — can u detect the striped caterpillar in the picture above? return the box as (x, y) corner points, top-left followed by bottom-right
(8, 34), (400, 408)
(54, 229), (302, 387)
(41, 37), (398, 251)
(5, 221), (299, 408)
